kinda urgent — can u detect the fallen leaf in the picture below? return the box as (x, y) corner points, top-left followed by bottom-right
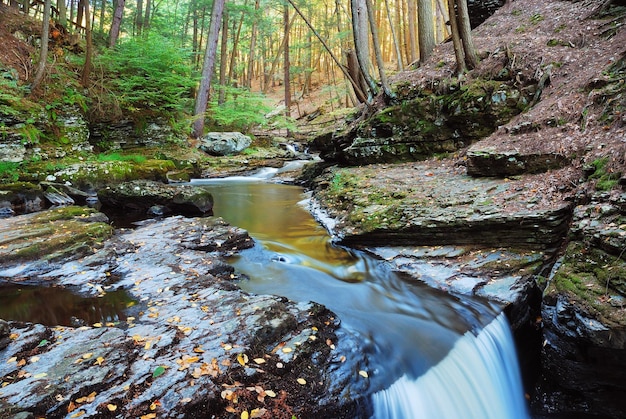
(253, 358), (265, 364)
(251, 408), (267, 418)
(265, 390), (277, 398)
(107, 404), (117, 412)
(193, 346), (205, 353)
(140, 414), (157, 419)
(82, 353), (93, 360)
(9, 333), (20, 340)
(93, 323), (102, 328)
(359, 370), (369, 378)
(236, 353), (248, 366)
(94, 357), (105, 366)
(33, 372), (47, 379)
(281, 347), (292, 353)
(241, 410), (249, 419)
(152, 365), (167, 378)
(7, 357), (17, 364)
(297, 378), (306, 385)
(70, 411), (85, 418)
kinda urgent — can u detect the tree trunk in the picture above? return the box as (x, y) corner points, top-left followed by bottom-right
(135, 0), (143, 36)
(447, 0), (466, 73)
(456, 0), (479, 68)
(418, 0), (436, 63)
(192, 0), (225, 138)
(246, 0), (259, 89)
(99, 0), (105, 32)
(109, 0), (125, 47)
(57, 0), (67, 26)
(228, 1), (247, 85)
(77, 0), (85, 31)
(283, 2), (291, 118)
(384, 0), (403, 70)
(82, 0), (92, 87)
(407, 0), (418, 63)
(218, 7), (228, 104)
(144, 0), (151, 33)
(31, 0), (51, 92)
(351, 0), (376, 95)
(365, 0), (393, 99)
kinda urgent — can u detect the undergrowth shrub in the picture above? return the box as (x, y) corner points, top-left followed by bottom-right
(91, 35), (196, 121)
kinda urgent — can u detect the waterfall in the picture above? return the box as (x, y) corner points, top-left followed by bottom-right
(372, 312), (528, 419)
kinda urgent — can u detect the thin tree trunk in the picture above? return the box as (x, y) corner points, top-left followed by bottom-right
(407, 0), (418, 63)
(99, 0), (105, 32)
(228, 1), (247, 84)
(144, 0), (151, 33)
(447, 0), (465, 73)
(218, 7), (228, 104)
(32, 0), (51, 92)
(456, 0), (479, 68)
(109, 0), (125, 47)
(77, 0), (85, 31)
(365, 0), (393, 99)
(283, 3), (291, 118)
(135, 0), (143, 36)
(246, 0), (259, 88)
(286, 0), (367, 103)
(192, 0), (226, 138)
(82, 0), (92, 87)
(384, 0), (403, 70)
(262, 11), (295, 93)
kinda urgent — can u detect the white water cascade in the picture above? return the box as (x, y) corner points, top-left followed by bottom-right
(372, 312), (529, 419)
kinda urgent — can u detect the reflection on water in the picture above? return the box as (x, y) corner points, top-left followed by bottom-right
(0, 284), (134, 327)
(191, 178), (500, 386)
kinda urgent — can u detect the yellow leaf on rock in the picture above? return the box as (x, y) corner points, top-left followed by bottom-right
(140, 414), (157, 419)
(251, 408), (267, 418)
(281, 347), (292, 353)
(70, 411), (85, 418)
(241, 411), (249, 419)
(193, 346), (205, 353)
(94, 357), (105, 366)
(297, 378), (306, 385)
(253, 358), (265, 364)
(236, 353), (248, 366)
(107, 404), (117, 412)
(7, 357), (17, 364)
(82, 353), (93, 360)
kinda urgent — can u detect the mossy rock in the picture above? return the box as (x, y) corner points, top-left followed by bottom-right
(0, 206), (113, 264)
(547, 241), (626, 328)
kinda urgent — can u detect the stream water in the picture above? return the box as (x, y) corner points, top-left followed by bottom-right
(190, 171), (530, 419)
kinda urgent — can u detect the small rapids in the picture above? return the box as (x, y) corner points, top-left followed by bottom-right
(191, 174), (529, 418)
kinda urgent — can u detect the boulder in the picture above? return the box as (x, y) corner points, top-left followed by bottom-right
(197, 132), (252, 156)
(97, 180), (213, 215)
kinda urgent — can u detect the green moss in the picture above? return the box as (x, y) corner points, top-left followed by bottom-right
(548, 242), (626, 326)
(589, 156), (621, 191)
(1, 206), (113, 263)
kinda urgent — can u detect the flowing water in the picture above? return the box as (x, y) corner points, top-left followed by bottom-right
(190, 173), (530, 419)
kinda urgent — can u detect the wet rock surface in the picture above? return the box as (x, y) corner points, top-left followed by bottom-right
(97, 180), (214, 216)
(0, 214), (369, 418)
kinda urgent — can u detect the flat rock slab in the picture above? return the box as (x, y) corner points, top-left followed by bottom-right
(0, 215), (366, 418)
(314, 160), (578, 249)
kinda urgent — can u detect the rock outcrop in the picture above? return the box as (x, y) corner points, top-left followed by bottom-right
(0, 214), (368, 418)
(97, 180), (214, 216)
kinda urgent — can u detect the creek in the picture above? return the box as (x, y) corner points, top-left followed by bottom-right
(190, 170), (530, 419)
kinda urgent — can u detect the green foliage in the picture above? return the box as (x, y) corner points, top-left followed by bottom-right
(207, 86), (273, 131)
(530, 13), (544, 25)
(0, 162), (21, 183)
(93, 35), (196, 120)
(96, 153), (147, 163)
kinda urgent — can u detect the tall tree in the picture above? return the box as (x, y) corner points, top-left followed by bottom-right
(192, 0), (226, 138)
(109, 0), (125, 47)
(456, 0), (479, 68)
(365, 0), (393, 99)
(283, 1), (291, 117)
(31, 0), (51, 92)
(82, 0), (92, 87)
(384, 0), (403, 70)
(351, 0), (377, 96)
(418, 0), (436, 63)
